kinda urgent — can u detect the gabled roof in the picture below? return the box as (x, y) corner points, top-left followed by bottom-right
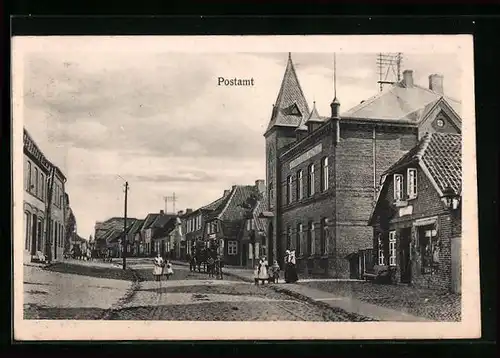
(214, 185), (259, 222)
(152, 217), (178, 239)
(201, 192), (230, 212)
(128, 219), (145, 236)
(265, 54), (310, 133)
(141, 213), (160, 230)
(369, 132), (461, 225)
(383, 132), (461, 195)
(252, 191), (268, 232)
(342, 82), (461, 123)
(151, 214), (177, 229)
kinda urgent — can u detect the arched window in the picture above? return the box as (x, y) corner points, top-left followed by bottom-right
(321, 157), (329, 191)
(296, 170), (303, 200)
(308, 164), (315, 196)
(286, 176), (293, 204)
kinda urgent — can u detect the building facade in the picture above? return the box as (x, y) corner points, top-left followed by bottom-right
(264, 55), (462, 278)
(369, 132), (462, 292)
(23, 129), (67, 263)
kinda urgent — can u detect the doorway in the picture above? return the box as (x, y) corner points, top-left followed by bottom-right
(399, 227), (412, 284)
(241, 243), (247, 266)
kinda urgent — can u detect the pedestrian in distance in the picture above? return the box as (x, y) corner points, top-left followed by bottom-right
(269, 260), (280, 283)
(165, 260), (174, 280)
(152, 253), (165, 293)
(258, 257), (269, 284)
(253, 264), (260, 285)
(285, 250), (299, 283)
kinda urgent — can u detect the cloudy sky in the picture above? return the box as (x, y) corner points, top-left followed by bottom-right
(17, 37), (463, 239)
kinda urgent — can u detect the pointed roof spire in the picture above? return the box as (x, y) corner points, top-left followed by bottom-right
(265, 53), (310, 134)
(305, 101), (323, 124)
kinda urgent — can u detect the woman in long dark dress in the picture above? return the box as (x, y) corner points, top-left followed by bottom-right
(285, 250), (299, 283)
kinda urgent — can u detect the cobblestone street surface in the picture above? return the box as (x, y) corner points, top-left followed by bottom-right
(299, 281), (461, 321)
(108, 262), (372, 321)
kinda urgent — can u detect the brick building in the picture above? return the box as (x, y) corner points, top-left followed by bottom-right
(368, 132), (462, 292)
(264, 54), (462, 278)
(23, 129), (67, 263)
(203, 180), (266, 266)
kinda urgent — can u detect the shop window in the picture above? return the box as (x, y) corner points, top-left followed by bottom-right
(389, 231), (396, 266)
(419, 226), (439, 274)
(228, 240), (237, 255)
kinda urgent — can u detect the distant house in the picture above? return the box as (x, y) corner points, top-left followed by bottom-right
(204, 180), (267, 266)
(368, 132), (462, 292)
(150, 213), (177, 257)
(127, 219), (145, 256)
(139, 212), (161, 256)
(94, 216), (138, 255)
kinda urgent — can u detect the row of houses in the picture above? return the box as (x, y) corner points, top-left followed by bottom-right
(23, 128), (80, 263)
(93, 180), (268, 268)
(264, 54), (462, 292)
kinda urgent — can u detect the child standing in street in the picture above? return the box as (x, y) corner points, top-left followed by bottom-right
(152, 253), (165, 293)
(165, 260), (174, 280)
(253, 264), (260, 285)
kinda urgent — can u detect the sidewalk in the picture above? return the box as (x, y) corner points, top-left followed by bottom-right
(171, 261), (430, 322)
(23, 260), (135, 320)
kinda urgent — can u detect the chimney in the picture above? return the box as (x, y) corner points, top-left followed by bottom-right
(403, 70), (414, 87)
(177, 210), (184, 216)
(223, 190), (230, 197)
(160, 210), (164, 215)
(429, 74), (444, 94)
(255, 179), (266, 194)
(185, 208), (193, 214)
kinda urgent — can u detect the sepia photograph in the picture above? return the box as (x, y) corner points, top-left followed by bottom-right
(12, 35), (480, 340)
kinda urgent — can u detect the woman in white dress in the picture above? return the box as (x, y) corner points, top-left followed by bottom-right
(258, 257), (269, 284)
(165, 260), (174, 280)
(152, 253), (165, 292)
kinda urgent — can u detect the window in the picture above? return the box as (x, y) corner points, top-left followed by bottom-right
(308, 164), (315, 196)
(377, 234), (384, 265)
(37, 219), (43, 251)
(286, 226), (292, 249)
(407, 168), (417, 199)
(247, 219), (254, 231)
(419, 226), (439, 274)
(286, 176), (293, 204)
(296, 223), (303, 255)
(296, 170), (303, 200)
(389, 231), (396, 266)
(393, 174), (403, 201)
(308, 221), (315, 256)
(34, 168), (39, 197)
(436, 118), (445, 127)
(320, 218), (327, 255)
(228, 240), (238, 255)
(321, 157), (329, 191)
(38, 172), (44, 200)
(26, 161), (32, 191)
(24, 212), (31, 251)
(40, 173), (45, 200)
(269, 181), (274, 203)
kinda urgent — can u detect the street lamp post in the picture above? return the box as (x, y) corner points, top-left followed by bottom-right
(123, 181), (129, 270)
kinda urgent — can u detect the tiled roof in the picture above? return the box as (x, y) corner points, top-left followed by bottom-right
(128, 219), (144, 236)
(201, 192), (230, 211)
(342, 82), (461, 123)
(252, 191), (268, 232)
(151, 214), (177, 229)
(141, 213), (160, 230)
(218, 185), (258, 222)
(266, 54), (310, 132)
(152, 217), (177, 239)
(95, 217), (137, 240)
(297, 102), (324, 131)
(384, 132), (462, 195)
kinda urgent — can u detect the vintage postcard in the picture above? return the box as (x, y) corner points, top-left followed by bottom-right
(12, 35), (480, 340)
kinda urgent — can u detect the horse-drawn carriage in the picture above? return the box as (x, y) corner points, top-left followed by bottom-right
(189, 245), (224, 279)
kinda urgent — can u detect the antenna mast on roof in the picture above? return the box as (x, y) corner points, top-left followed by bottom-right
(376, 53), (403, 92)
(164, 193), (177, 214)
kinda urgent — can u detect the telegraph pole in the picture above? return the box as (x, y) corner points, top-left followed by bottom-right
(123, 181), (129, 270)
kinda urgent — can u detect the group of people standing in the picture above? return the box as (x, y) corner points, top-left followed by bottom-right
(252, 252), (298, 285)
(152, 253), (174, 291)
(284, 250), (299, 283)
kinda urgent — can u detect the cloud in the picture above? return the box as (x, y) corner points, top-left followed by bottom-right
(20, 44), (463, 238)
